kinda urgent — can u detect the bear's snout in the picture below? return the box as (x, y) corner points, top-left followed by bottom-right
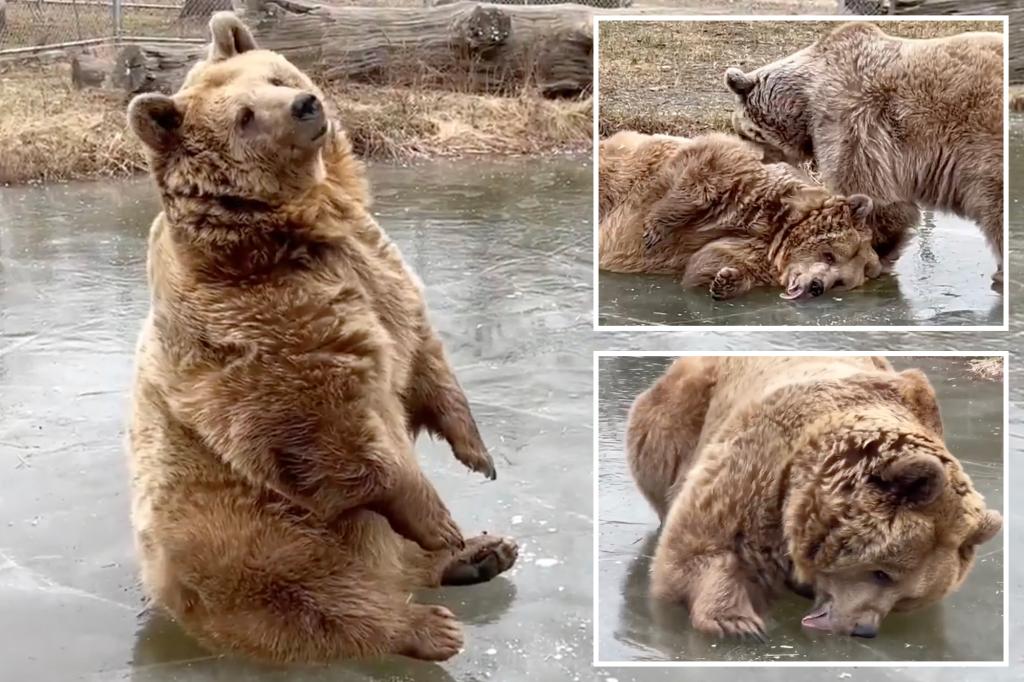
(291, 93), (323, 122)
(851, 622), (878, 639)
(809, 279), (824, 298)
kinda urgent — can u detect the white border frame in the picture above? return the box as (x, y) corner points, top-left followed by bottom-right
(591, 16), (1011, 333)
(591, 350), (1010, 668)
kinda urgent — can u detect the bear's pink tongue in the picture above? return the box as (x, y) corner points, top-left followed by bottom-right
(801, 604), (832, 631)
(780, 283), (805, 300)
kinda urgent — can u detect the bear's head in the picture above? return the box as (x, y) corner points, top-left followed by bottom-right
(724, 23), (889, 167)
(773, 190), (881, 299)
(127, 12), (331, 206)
(786, 377), (1002, 638)
(724, 54), (815, 167)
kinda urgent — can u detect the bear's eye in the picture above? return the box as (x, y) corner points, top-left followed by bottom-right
(823, 251), (836, 265)
(872, 570), (894, 586)
(269, 77), (285, 87)
(238, 107), (254, 128)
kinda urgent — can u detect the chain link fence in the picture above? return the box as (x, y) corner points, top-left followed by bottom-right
(836, 0), (931, 12)
(0, 0), (231, 55)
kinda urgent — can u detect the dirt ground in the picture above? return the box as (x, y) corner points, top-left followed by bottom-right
(598, 19), (1005, 138)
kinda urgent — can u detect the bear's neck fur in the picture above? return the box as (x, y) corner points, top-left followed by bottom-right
(156, 129), (375, 282)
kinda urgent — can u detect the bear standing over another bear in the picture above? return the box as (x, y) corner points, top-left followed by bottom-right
(726, 22), (1005, 282)
(126, 12), (516, 663)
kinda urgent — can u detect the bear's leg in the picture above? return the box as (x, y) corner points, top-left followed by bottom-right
(149, 509), (466, 663)
(651, 548), (766, 640)
(642, 180), (719, 252)
(680, 242), (766, 299)
(867, 201), (920, 267)
(401, 533), (520, 588)
(626, 357), (717, 520)
(373, 464), (465, 552)
(980, 204), (1003, 283)
(405, 334), (495, 479)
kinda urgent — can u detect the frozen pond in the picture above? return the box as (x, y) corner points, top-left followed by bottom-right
(597, 356), (1004, 663)
(596, 120), (1021, 328)
(0, 158), (594, 681)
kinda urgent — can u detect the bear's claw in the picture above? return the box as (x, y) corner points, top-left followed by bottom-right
(710, 267), (743, 300)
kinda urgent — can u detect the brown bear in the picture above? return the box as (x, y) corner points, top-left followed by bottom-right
(726, 22), (1005, 281)
(126, 12), (517, 663)
(627, 356), (1002, 639)
(598, 130), (918, 300)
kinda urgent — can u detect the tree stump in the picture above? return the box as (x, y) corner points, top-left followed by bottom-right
(70, 52), (114, 89)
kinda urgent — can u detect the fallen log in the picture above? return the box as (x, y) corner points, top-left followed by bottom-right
(80, 2), (602, 98)
(233, 0), (596, 97)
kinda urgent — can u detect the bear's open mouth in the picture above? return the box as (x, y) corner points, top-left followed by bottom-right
(312, 123), (328, 141)
(780, 280), (807, 300)
(801, 603), (832, 631)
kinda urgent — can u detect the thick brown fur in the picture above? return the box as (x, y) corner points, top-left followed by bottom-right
(726, 22), (1004, 280)
(627, 357), (1002, 639)
(599, 131), (916, 300)
(126, 12), (517, 664)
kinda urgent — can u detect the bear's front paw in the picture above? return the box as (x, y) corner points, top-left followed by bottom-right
(693, 609), (767, 641)
(642, 227), (664, 253)
(709, 267), (744, 300)
(454, 445), (496, 480)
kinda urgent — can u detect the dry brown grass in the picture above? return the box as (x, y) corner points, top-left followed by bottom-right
(598, 19), (1005, 138)
(0, 60), (591, 185)
(968, 357), (1004, 381)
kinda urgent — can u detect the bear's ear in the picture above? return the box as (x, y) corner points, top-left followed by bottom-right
(127, 93), (182, 151)
(209, 11), (257, 62)
(896, 369), (943, 437)
(848, 194), (874, 222)
(783, 187), (829, 217)
(967, 509), (1003, 546)
(871, 453), (946, 507)
(725, 68), (755, 96)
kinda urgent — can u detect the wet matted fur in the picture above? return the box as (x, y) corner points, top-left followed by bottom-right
(727, 22), (1004, 281)
(627, 356), (1002, 640)
(599, 131), (917, 300)
(126, 12), (517, 663)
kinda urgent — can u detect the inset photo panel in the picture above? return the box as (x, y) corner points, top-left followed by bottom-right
(594, 352), (1007, 665)
(593, 17), (1009, 330)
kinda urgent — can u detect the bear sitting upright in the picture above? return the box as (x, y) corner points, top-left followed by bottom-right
(628, 356), (1001, 639)
(126, 12), (516, 663)
(726, 22), (1004, 282)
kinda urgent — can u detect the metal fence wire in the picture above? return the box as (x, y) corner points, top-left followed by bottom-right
(0, 0), (229, 53)
(837, 0), (929, 13)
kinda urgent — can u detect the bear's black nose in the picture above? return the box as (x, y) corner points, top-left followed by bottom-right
(291, 93), (322, 121)
(809, 279), (824, 297)
(851, 623), (878, 639)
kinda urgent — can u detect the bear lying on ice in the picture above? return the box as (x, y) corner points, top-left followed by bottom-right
(599, 130), (917, 300)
